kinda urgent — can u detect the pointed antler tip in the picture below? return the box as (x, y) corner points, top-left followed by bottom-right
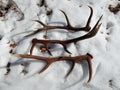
(59, 9), (66, 14)
(98, 15), (103, 22)
(87, 81), (91, 84)
(87, 53), (93, 59)
(87, 5), (92, 8)
(59, 9), (63, 12)
(99, 23), (102, 27)
(87, 6), (93, 11)
(100, 15), (103, 19)
(33, 20), (40, 23)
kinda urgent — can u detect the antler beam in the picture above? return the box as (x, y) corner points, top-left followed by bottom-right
(30, 15), (102, 55)
(9, 6), (103, 84)
(10, 51), (93, 83)
(25, 6), (93, 37)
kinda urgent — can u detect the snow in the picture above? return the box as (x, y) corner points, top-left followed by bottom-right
(0, 0), (120, 90)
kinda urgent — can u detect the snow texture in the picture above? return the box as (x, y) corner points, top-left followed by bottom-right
(0, 0), (120, 90)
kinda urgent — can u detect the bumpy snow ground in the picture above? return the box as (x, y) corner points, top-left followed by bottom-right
(0, 0), (120, 90)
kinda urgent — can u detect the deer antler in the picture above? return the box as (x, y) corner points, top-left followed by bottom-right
(10, 51), (93, 83)
(29, 15), (102, 55)
(9, 6), (103, 83)
(25, 6), (93, 37)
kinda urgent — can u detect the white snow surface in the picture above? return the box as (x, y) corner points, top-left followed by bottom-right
(0, 0), (120, 90)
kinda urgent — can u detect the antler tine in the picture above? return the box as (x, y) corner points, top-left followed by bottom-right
(59, 10), (71, 27)
(88, 15), (103, 36)
(30, 44), (35, 55)
(33, 20), (46, 26)
(66, 15), (103, 43)
(86, 53), (93, 83)
(84, 6), (93, 31)
(62, 44), (71, 54)
(38, 63), (51, 74)
(65, 61), (75, 78)
(30, 38), (38, 55)
(87, 58), (92, 83)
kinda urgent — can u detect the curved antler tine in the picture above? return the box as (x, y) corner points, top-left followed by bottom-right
(30, 46), (34, 55)
(65, 61), (75, 78)
(89, 15), (103, 36)
(92, 15), (103, 29)
(30, 38), (38, 55)
(30, 43), (36, 55)
(62, 44), (71, 54)
(38, 63), (50, 74)
(87, 15), (103, 37)
(33, 20), (46, 26)
(86, 53), (93, 83)
(96, 23), (102, 31)
(85, 6), (93, 31)
(87, 59), (92, 83)
(59, 10), (71, 27)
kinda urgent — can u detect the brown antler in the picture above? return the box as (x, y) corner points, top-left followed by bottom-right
(30, 15), (102, 55)
(9, 6), (102, 84)
(10, 51), (93, 83)
(25, 6), (93, 37)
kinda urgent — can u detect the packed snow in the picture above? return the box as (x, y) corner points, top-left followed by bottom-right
(0, 0), (120, 90)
